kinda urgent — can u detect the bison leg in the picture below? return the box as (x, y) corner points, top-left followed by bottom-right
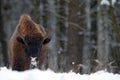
(12, 56), (29, 71)
(12, 61), (23, 71)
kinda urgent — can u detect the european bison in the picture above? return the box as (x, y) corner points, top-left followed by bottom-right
(8, 14), (50, 71)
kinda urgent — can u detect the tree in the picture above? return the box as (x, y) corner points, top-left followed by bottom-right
(56, 0), (69, 72)
(109, 0), (120, 73)
(46, 0), (58, 71)
(66, 0), (83, 73)
(0, 0), (9, 67)
(82, 0), (91, 74)
(97, 0), (109, 71)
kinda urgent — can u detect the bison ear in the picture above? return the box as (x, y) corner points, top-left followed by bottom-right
(43, 38), (50, 45)
(16, 37), (25, 44)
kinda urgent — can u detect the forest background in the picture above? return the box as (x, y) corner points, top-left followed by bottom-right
(0, 0), (120, 74)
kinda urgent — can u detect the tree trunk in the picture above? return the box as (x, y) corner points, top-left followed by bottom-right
(56, 0), (69, 72)
(97, 0), (108, 70)
(47, 0), (58, 72)
(82, 0), (91, 74)
(109, 0), (120, 73)
(66, 0), (83, 73)
(0, 0), (9, 67)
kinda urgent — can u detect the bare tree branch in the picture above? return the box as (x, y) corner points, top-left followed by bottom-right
(46, 9), (86, 31)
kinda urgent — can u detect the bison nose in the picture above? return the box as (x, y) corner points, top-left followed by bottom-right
(29, 57), (38, 69)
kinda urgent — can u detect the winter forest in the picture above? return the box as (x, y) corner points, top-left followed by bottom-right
(0, 0), (120, 74)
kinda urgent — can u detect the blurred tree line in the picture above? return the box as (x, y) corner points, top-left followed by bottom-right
(0, 0), (120, 74)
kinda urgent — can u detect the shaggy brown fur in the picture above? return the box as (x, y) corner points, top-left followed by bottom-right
(8, 14), (50, 71)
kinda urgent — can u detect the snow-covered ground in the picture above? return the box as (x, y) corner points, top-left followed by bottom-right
(0, 67), (120, 80)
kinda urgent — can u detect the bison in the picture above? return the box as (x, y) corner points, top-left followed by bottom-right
(8, 14), (50, 71)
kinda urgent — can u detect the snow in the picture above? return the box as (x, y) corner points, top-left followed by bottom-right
(101, 0), (116, 5)
(101, 0), (109, 5)
(0, 67), (120, 80)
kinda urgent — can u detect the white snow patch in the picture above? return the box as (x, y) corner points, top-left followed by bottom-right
(0, 67), (120, 80)
(101, 0), (116, 5)
(101, 0), (110, 5)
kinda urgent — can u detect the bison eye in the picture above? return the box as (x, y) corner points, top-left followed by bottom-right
(16, 36), (25, 44)
(43, 38), (50, 45)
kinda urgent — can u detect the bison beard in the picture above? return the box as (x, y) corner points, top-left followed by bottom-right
(8, 14), (50, 71)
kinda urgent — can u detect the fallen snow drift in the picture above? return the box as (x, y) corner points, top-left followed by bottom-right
(0, 67), (120, 80)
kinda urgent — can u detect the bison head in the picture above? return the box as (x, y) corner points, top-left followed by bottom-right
(16, 32), (50, 69)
